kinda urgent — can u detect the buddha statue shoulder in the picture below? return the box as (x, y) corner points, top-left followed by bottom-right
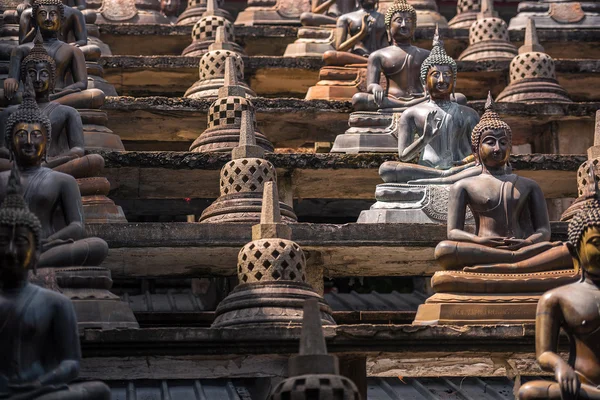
(322, 0), (387, 66)
(0, 34), (104, 179)
(518, 189), (600, 400)
(300, 0), (359, 27)
(4, 0), (104, 110)
(434, 95), (573, 274)
(0, 164), (110, 400)
(0, 86), (107, 268)
(353, 0), (430, 111)
(378, 35), (478, 184)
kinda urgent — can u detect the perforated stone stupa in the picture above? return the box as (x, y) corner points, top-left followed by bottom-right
(448, 0), (496, 28)
(184, 27), (255, 99)
(177, 0), (232, 26)
(211, 181), (332, 327)
(496, 19), (571, 103)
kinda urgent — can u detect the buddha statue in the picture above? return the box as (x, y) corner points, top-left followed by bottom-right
(305, 0), (385, 100)
(0, 164), (111, 400)
(413, 97), (578, 325)
(330, 0), (431, 153)
(518, 194), (600, 400)
(0, 87), (137, 328)
(283, 0), (359, 58)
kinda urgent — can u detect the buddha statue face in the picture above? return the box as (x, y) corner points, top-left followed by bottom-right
(389, 11), (416, 42)
(478, 128), (511, 168)
(426, 64), (454, 98)
(26, 61), (52, 95)
(35, 4), (61, 32)
(577, 226), (600, 278)
(12, 122), (48, 167)
(0, 225), (38, 284)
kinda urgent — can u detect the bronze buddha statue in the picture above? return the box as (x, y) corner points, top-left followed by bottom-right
(322, 0), (386, 66)
(300, 0), (359, 27)
(0, 164), (111, 400)
(4, 0), (105, 110)
(519, 184), (600, 400)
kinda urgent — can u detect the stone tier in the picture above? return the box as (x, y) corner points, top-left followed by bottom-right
(102, 97), (599, 151)
(96, 24), (600, 58)
(99, 56), (600, 100)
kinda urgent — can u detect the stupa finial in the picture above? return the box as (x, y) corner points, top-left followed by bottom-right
(252, 180), (291, 240)
(231, 110), (264, 159)
(299, 299), (328, 356)
(520, 18), (544, 54)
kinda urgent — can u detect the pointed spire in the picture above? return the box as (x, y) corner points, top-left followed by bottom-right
(208, 25), (236, 52)
(214, 25), (226, 44)
(223, 56), (238, 88)
(478, 0), (495, 18)
(252, 180), (292, 240)
(519, 18), (544, 54)
(203, 0), (217, 16)
(231, 110), (264, 159)
(298, 299), (328, 356)
(433, 24), (440, 47)
(217, 55), (246, 98)
(484, 90), (495, 111)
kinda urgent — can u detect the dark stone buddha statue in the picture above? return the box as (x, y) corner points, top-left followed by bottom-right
(300, 0), (359, 26)
(0, 164), (110, 400)
(519, 184), (600, 400)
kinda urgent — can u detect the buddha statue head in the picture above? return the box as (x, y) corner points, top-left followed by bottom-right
(161, 0), (181, 16)
(420, 26), (457, 99)
(385, 0), (417, 43)
(568, 168), (600, 278)
(5, 81), (52, 167)
(471, 92), (512, 169)
(0, 165), (43, 287)
(31, 0), (65, 33)
(20, 31), (56, 96)
(359, 0), (379, 11)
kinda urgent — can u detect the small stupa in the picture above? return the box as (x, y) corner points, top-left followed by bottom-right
(177, 0), (232, 26)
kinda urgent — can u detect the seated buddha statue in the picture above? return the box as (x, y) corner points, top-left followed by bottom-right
(434, 95), (572, 273)
(377, 34), (478, 184)
(0, 34), (104, 180)
(518, 196), (600, 400)
(322, 0), (386, 66)
(0, 164), (110, 400)
(0, 86), (107, 268)
(4, 0), (105, 110)
(18, 0), (102, 59)
(300, 0), (359, 27)
(352, 0), (429, 112)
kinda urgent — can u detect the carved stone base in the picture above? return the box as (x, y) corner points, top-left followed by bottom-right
(235, 0), (311, 26)
(305, 65), (367, 101)
(190, 126), (274, 153)
(448, 11), (479, 29)
(509, 2), (600, 29)
(283, 27), (335, 58)
(80, 109), (125, 151)
(199, 192), (297, 223)
(358, 184), (473, 224)
(212, 281), (335, 328)
(458, 41), (518, 62)
(82, 194), (127, 224)
(183, 40), (245, 57)
(331, 111), (398, 153)
(496, 79), (572, 103)
(95, 10), (175, 25)
(31, 267), (138, 330)
(185, 77), (256, 99)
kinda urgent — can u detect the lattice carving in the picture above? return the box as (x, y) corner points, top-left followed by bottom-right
(199, 50), (244, 81)
(238, 239), (307, 283)
(469, 17), (509, 44)
(577, 159), (600, 197)
(457, 0), (479, 14)
(510, 52), (556, 83)
(192, 16), (234, 42)
(220, 158), (276, 196)
(271, 375), (360, 400)
(207, 97), (255, 129)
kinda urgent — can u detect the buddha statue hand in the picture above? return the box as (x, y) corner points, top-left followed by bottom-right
(49, 88), (82, 101)
(555, 361), (581, 400)
(42, 238), (75, 252)
(423, 110), (442, 142)
(368, 83), (385, 107)
(4, 78), (19, 100)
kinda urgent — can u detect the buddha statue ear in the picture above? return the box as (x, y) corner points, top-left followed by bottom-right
(565, 241), (581, 272)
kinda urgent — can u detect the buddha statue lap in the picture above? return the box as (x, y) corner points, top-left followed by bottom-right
(305, 0), (387, 101)
(4, 0), (123, 151)
(283, 0), (359, 58)
(0, 164), (111, 400)
(234, 0), (311, 26)
(332, 0), (430, 153)
(0, 86), (137, 329)
(509, 0), (600, 29)
(357, 38), (479, 223)
(0, 38), (126, 223)
(413, 98), (578, 325)
(518, 197), (600, 400)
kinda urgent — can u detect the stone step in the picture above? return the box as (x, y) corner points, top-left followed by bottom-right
(87, 220), (569, 281)
(100, 55), (600, 101)
(98, 24), (600, 59)
(102, 97), (599, 152)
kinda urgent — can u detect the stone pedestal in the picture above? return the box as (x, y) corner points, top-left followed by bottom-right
(413, 269), (579, 325)
(331, 111), (399, 153)
(509, 1), (600, 30)
(305, 64), (367, 101)
(234, 0), (311, 26)
(32, 267), (138, 330)
(177, 0), (232, 26)
(283, 26), (335, 58)
(79, 109), (125, 151)
(358, 183), (473, 224)
(90, 0), (176, 24)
